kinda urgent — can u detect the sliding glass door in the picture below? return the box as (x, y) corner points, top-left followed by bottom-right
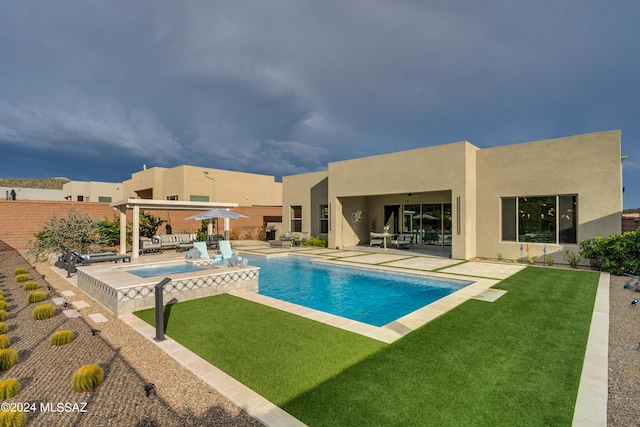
(402, 203), (452, 246)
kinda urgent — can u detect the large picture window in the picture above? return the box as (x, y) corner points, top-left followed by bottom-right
(501, 195), (577, 244)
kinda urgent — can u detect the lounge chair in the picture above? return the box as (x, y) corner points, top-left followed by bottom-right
(72, 251), (131, 266)
(218, 240), (248, 267)
(370, 233), (383, 247)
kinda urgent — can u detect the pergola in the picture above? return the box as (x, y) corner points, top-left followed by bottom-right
(110, 198), (238, 258)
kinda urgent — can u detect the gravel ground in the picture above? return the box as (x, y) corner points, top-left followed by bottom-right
(0, 241), (263, 427)
(608, 274), (640, 427)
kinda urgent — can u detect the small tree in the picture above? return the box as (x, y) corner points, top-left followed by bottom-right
(29, 208), (102, 258)
(139, 211), (165, 238)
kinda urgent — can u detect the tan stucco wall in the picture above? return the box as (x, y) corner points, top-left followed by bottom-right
(326, 141), (477, 258)
(282, 171), (328, 236)
(122, 165), (282, 207)
(475, 130), (622, 261)
(63, 181), (123, 202)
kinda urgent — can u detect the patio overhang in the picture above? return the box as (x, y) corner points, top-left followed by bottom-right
(111, 198), (239, 258)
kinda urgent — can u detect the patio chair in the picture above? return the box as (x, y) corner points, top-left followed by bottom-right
(392, 234), (412, 249)
(293, 232), (309, 246)
(139, 237), (162, 255)
(370, 233), (383, 247)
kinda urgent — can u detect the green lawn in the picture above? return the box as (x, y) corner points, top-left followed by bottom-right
(135, 267), (599, 426)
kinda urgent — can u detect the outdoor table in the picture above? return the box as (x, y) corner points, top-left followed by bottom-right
(369, 232), (398, 249)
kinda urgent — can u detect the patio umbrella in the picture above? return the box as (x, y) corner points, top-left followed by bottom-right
(185, 208), (249, 239)
(412, 213), (438, 221)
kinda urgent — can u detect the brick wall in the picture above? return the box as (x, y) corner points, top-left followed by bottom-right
(0, 200), (282, 250)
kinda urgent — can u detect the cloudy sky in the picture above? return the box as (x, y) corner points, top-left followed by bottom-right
(1, 1), (639, 207)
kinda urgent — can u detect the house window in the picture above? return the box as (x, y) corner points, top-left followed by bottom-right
(501, 197), (516, 241)
(167, 195), (178, 201)
(98, 196), (112, 203)
(320, 205), (329, 234)
(190, 195), (209, 202)
(501, 195), (578, 244)
(291, 205), (302, 232)
(77, 195), (84, 202)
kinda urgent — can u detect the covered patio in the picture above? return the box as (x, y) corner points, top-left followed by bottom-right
(111, 198), (239, 258)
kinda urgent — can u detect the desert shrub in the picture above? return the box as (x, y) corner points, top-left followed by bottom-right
(0, 349), (17, 371)
(544, 254), (555, 266)
(0, 409), (26, 427)
(71, 364), (104, 392)
(302, 236), (328, 248)
(13, 268), (26, 276)
(27, 291), (46, 304)
(0, 379), (20, 400)
(51, 330), (75, 346)
(229, 229), (241, 240)
(579, 230), (640, 275)
(32, 304), (55, 320)
(0, 301), (7, 312)
(564, 250), (581, 269)
(0, 312), (7, 323)
(0, 324), (7, 335)
(23, 281), (39, 291)
(0, 336), (9, 350)
(14, 274), (28, 283)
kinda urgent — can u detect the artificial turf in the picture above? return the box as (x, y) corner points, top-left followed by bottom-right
(135, 267), (599, 426)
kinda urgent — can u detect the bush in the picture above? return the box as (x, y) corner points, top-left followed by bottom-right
(0, 312), (7, 323)
(27, 291), (46, 304)
(71, 364), (104, 392)
(23, 282), (39, 291)
(564, 250), (581, 269)
(0, 379), (20, 400)
(14, 274), (28, 283)
(32, 304), (55, 320)
(0, 324), (7, 335)
(51, 330), (75, 346)
(0, 302), (7, 312)
(0, 409), (26, 427)
(0, 349), (17, 371)
(0, 336), (9, 350)
(13, 268), (26, 276)
(579, 230), (640, 275)
(544, 254), (555, 266)
(302, 236), (328, 248)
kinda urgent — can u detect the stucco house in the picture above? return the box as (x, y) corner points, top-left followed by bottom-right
(282, 130), (624, 261)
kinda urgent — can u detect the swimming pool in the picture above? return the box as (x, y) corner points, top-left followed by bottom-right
(247, 256), (471, 327)
(126, 263), (208, 278)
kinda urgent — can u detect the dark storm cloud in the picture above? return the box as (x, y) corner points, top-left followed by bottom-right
(1, 0), (639, 206)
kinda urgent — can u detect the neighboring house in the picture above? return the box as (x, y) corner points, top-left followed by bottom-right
(622, 208), (640, 232)
(63, 181), (123, 203)
(283, 130), (624, 261)
(0, 187), (63, 201)
(121, 165), (282, 207)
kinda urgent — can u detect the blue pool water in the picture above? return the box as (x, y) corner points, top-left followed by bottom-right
(126, 263), (207, 278)
(247, 256), (470, 327)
